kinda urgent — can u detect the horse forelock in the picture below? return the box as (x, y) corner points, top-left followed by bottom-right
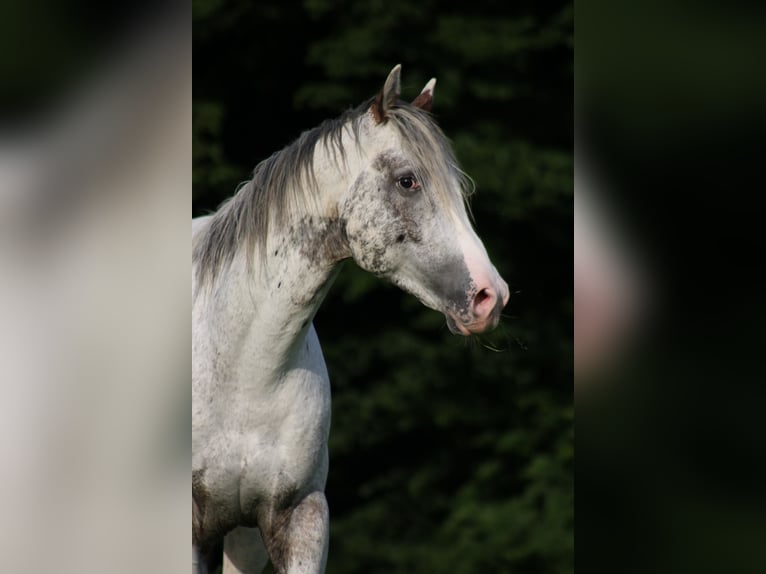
(193, 98), (472, 288)
(385, 104), (474, 214)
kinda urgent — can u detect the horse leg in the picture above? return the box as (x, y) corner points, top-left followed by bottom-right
(260, 491), (329, 574)
(194, 543), (223, 574)
(223, 526), (270, 574)
(192, 539), (223, 574)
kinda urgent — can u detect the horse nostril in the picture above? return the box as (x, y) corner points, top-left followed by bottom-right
(473, 288), (495, 316)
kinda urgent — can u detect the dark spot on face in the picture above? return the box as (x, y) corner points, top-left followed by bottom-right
(372, 151), (422, 200)
(372, 150), (401, 174)
(274, 249), (279, 256)
(423, 255), (474, 319)
(396, 234), (405, 243)
(277, 281), (281, 288)
(341, 169), (414, 275)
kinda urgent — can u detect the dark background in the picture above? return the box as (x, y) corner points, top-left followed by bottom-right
(193, 1), (573, 572)
(577, 2), (766, 573)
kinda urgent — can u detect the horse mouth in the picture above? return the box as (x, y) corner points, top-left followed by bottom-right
(445, 312), (499, 336)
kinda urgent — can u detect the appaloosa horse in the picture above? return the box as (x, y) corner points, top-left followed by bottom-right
(192, 65), (509, 574)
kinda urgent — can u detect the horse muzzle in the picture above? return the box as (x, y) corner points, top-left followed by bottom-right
(445, 279), (510, 336)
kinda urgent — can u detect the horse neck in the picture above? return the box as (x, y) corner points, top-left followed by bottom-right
(201, 148), (360, 383)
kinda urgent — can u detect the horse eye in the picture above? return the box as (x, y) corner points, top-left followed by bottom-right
(397, 176), (419, 191)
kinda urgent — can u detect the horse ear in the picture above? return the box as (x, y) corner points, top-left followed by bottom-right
(412, 78), (436, 112)
(372, 64), (402, 123)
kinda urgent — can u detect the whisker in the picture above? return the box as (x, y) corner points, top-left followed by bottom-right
(477, 337), (505, 352)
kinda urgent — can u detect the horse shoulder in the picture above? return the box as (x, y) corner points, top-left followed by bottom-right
(237, 324), (332, 506)
(271, 323), (331, 485)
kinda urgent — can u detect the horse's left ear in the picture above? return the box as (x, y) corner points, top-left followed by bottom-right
(372, 64), (402, 123)
(412, 78), (436, 112)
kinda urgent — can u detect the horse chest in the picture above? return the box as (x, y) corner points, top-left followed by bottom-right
(193, 323), (332, 533)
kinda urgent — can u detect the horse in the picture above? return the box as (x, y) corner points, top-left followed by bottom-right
(192, 65), (509, 574)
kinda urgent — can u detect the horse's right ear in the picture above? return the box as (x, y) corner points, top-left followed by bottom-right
(412, 78), (436, 112)
(372, 64), (402, 124)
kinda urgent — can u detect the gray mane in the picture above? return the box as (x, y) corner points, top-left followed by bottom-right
(193, 98), (472, 287)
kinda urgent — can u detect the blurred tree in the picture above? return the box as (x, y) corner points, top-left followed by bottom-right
(194, 0), (572, 572)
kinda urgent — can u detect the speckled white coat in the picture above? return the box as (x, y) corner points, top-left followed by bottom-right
(192, 66), (508, 574)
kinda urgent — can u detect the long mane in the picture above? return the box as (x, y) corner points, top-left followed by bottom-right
(193, 99), (472, 287)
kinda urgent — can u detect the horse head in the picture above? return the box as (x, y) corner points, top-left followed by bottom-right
(339, 65), (509, 335)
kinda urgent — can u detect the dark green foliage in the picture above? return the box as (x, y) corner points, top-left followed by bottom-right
(194, 0), (572, 571)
